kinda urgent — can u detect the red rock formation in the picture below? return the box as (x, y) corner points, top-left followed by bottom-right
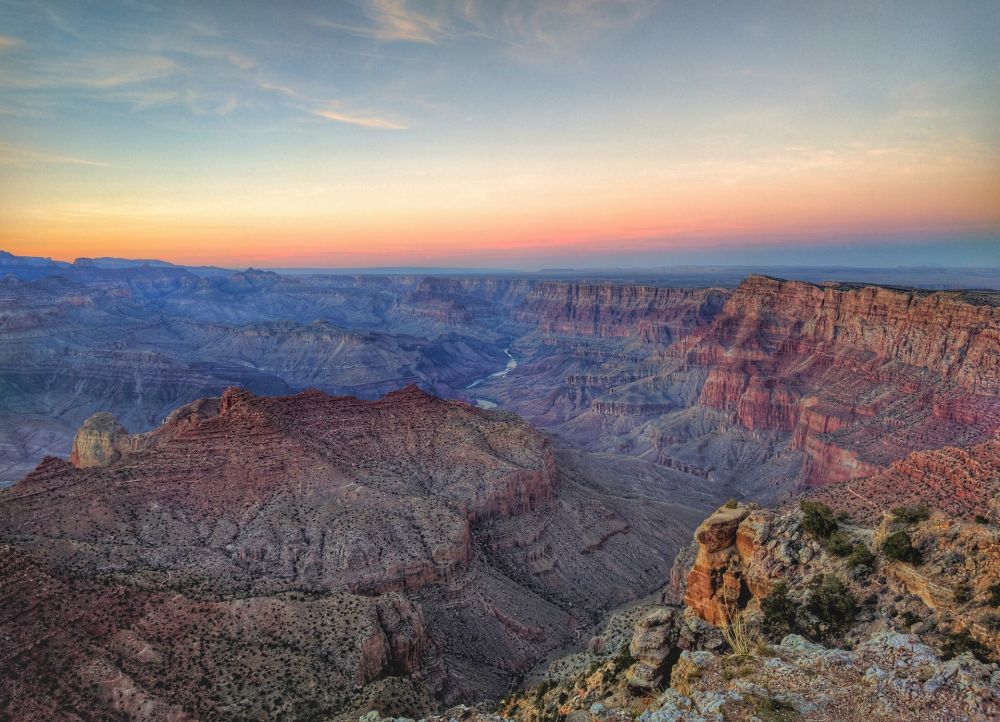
(683, 505), (751, 626)
(687, 276), (1000, 486)
(810, 432), (1000, 523)
(515, 282), (728, 343)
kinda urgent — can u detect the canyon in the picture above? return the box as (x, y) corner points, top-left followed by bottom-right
(0, 385), (711, 719)
(0, 251), (998, 720)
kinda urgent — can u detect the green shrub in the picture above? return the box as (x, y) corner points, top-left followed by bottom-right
(761, 582), (798, 640)
(611, 643), (634, 676)
(846, 544), (875, 570)
(892, 505), (930, 524)
(989, 583), (1000, 607)
(881, 530), (922, 564)
(805, 574), (857, 640)
(953, 584), (972, 604)
(723, 498), (739, 509)
(974, 514), (990, 524)
(941, 630), (990, 663)
(800, 500), (838, 540)
(826, 530), (853, 557)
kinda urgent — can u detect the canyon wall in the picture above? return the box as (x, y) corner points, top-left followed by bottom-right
(687, 275), (1000, 486)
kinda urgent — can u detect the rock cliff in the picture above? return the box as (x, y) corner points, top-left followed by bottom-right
(688, 275), (1000, 487)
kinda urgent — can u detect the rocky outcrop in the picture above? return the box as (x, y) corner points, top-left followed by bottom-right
(683, 505), (752, 626)
(505, 498), (1000, 722)
(625, 607), (681, 690)
(663, 632), (1000, 721)
(69, 412), (133, 468)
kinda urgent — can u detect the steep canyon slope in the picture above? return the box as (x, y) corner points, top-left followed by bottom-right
(0, 386), (712, 719)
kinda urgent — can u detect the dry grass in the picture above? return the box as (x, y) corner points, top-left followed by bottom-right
(721, 607), (757, 658)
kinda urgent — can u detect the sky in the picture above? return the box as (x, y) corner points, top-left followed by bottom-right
(0, 0), (998, 269)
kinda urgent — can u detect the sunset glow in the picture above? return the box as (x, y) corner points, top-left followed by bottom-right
(1, 1), (998, 268)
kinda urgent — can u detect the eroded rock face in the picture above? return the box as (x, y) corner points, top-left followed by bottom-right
(69, 412), (132, 468)
(683, 505), (752, 626)
(0, 385), (707, 719)
(626, 607), (680, 690)
(810, 431), (1000, 523)
(514, 282), (728, 343)
(687, 275), (1000, 487)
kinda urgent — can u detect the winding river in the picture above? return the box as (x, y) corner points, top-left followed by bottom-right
(466, 348), (516, 409)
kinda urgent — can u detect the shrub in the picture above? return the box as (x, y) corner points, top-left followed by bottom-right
(723, 498), (739, 509)
(805, 574), (857, 640)
(989, 582), (1000, 607)
(846, 544), (875, 570)
(881, 530), (922, 564)
(974, 514), (990, 524)
(941, 630), (990, 663)
(800, 500), (838, 540)
(892, 505), (930, 524)
(953, 584), (972, 604)
(611, 643), (634, 676)
(761, 582), (798, 640)
(826, 530), (853, 557)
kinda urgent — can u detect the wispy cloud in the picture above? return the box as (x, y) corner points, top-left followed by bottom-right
(0, 143), (110, 167)
(493, 0), (658, 52)
(0, 35), (23, 51)
(312, 0), (452, 44)
(0, 55), (176, 89)
(312, 0), (656, 57)
(310, 105), (408, 129)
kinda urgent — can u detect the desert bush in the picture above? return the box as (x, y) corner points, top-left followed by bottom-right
(953, 584), (972, 604)
(611, 643), (634, 676)
(974, 514), (990, 525)
(805, 574), (857, 640)
(881, 530), (922, 564)
(800, 500), (838, 540)
(892, 505), (930, 524)
(723, 498), (739, 509)
(845, 543), (875, 570)
(761, 582), (798, 639)
(826, 530), (853, 557)
(941, 630), (990, 663)
(988, 582), (1000, 607)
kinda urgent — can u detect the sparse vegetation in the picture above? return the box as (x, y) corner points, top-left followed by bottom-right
(749, 694), (798, 722)
(953, 584), (972, 604)
(723, 498), (739, 509)
(761, 582), (798, 640)
(826, 530), (853, 557)
(805, 574), (857, 640)
(941, 630), (991, 663)
(892, 505), (930, 524)
(800, 500), (838, 540)
(881, 530), (922, 564)
(974, 514), (990, 525)
(845, 543), (875, 571)
(988, 582), (1000, 607)
(721, 607), (756, 658)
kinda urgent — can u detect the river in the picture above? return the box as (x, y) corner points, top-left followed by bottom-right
(466, 348), (516, 409)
